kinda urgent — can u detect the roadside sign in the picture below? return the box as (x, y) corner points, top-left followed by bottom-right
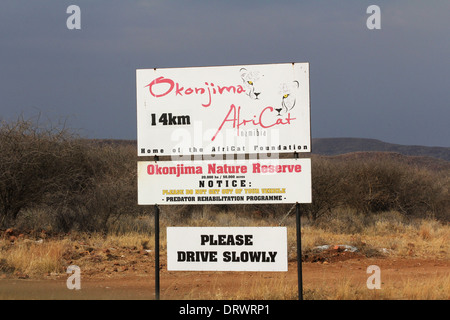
(136, 62), (311, 157)
(167, 227), (288, 271)
(137, 158), (312, 205)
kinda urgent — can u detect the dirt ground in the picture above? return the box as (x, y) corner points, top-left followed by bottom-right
(1, 248), (448, 300)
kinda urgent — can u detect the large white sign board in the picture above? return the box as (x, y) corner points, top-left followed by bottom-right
(137, 158), (312, 205)
(136, 62), (310, 157)
(167, 227), (288, 271)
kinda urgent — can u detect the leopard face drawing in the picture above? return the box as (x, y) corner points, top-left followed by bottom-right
(275, 81), (300, 116)
(240, 68), (262, 100)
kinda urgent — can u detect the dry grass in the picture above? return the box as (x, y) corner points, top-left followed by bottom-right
(0, 239), (69, 276)
(398, 273), (450, 300)
(232, 275), (298, 300)
(0, 212), (450, 273)
(178, 267), (450, 300)
(311, 272), (450, 300)
(302, 210), (449, 259)
(4, 210), (447, 276)
(1, 210), (448, 299)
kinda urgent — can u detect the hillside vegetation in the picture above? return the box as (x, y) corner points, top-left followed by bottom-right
(0, 119), (448, 233)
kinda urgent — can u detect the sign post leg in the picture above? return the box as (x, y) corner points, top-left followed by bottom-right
(296, 203), (303, 300)
(154, 204), (160, 300)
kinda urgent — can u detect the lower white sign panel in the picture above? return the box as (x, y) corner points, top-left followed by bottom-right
(167, 227), (288, 271)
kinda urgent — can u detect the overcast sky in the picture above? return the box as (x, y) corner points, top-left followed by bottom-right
(0, 0), (449, 147)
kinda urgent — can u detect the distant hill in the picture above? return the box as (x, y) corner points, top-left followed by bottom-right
(312, 138), (450, 162)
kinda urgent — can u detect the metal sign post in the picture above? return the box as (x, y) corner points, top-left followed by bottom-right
(154, 204), (160, 300)
(296, 203), (303, 300)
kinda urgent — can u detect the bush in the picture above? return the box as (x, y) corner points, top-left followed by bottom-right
(0, 118), (138, 231)
(337, 156), (448, 217)
(301, 154), (449, 223)
(1, 117), (448, 232)
(0, 118), (87, 225)
(304, 156), (344, 221)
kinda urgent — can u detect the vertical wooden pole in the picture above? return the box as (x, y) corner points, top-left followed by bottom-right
(296, 202), (303, 300)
